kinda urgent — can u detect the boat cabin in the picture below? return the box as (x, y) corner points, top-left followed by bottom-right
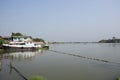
(12, 36), (32, 42)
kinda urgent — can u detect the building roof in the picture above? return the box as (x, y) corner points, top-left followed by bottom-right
(12, 36), (32, 39)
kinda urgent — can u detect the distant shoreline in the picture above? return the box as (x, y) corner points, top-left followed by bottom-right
(49, 42), (98, 44)
(49, 42), (120, 44)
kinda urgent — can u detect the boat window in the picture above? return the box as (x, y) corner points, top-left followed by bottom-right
(14, 38), (17, 39)
(20, 43), (25, 45)
(24, 37), (27, 39)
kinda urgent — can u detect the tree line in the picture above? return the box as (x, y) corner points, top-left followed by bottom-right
(99, 37), (120, 43)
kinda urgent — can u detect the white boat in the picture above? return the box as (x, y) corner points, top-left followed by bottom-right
(2, 35), (49, 50)
(3, 41), (42, 50)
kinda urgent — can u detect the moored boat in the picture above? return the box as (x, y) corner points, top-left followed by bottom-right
(2, 35), (49, 50)
(3, 41), (42, 50)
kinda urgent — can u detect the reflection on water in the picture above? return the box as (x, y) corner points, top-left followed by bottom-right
(0, 49), (46, 80)
(0, 59), (1, 71)
(0, 49), (43, 71)
(0, 49), (43, 61)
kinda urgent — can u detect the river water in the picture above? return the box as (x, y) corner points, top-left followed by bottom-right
(0, 43), (120, 80)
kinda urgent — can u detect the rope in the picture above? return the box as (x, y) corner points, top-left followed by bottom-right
(49, 50), (120, 65)
(9, 62), (28, 80)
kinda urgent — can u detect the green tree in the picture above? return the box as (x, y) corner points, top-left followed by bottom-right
(11, 32), (23, 36)
(0, 38), (5, 45)
(0, 38), (8, 48)
(33, 38), (45, 42)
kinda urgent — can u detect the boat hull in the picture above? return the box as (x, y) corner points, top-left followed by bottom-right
(2, 44), (40, 51)
(3, 46), (35, 49)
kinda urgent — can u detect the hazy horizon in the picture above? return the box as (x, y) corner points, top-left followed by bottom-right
(0, 0), (120, 42)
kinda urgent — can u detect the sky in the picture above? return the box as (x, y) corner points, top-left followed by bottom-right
(0, 0), (120, 42)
